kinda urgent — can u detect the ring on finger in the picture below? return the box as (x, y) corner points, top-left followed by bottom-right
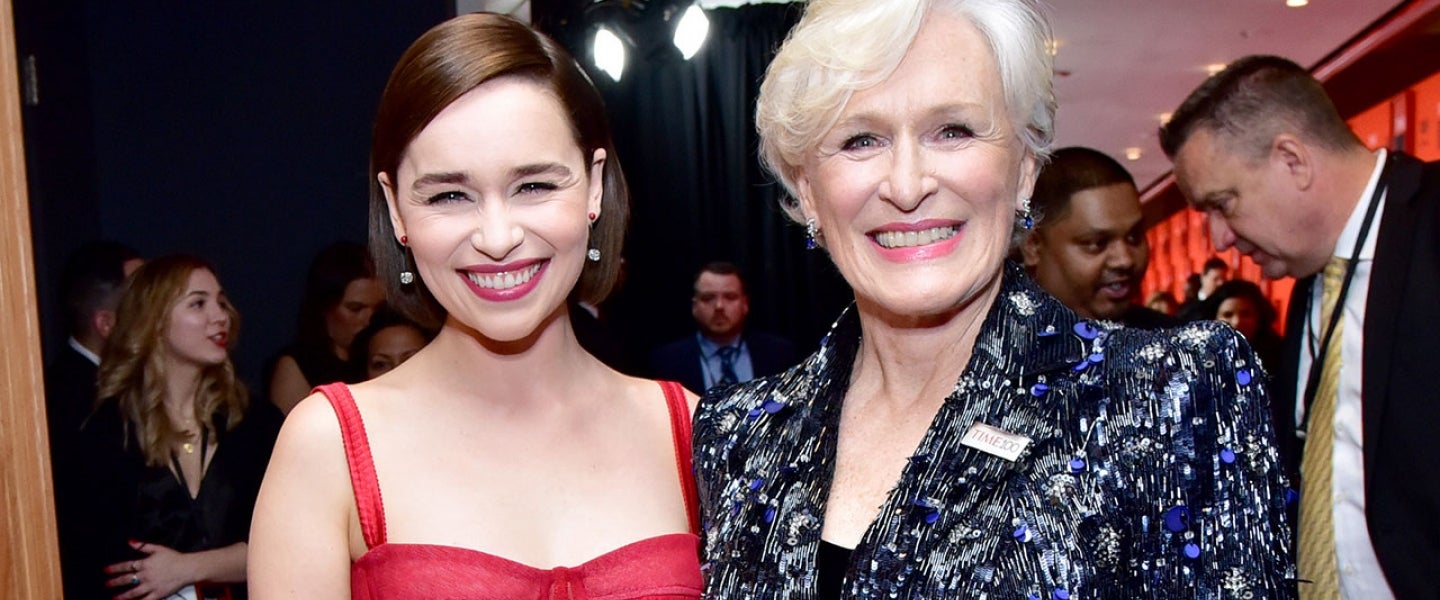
(130, 575), (139, 586)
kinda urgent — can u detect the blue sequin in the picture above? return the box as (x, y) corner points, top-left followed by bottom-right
(1073, 321), (1100, 339)
(1088, 352), (1104, 364)
(1054, 590), (1070, 600)
(1237, 369), (1253, 386)
(746, 407), (763, 420)
(1164, 505), (1190, 532)
(1013, 524), (1032, 542)
(1220, 448), (1236, 464)
(1286, 488), (1300, 505)
(1031, 383), (1050, 397)
(764, 506), (776, 523)
(749, 478), (765, 491)
(762, 399), (786, 414)
(1184, 542), (1201, 559)
(1069, 458), (1086, 473)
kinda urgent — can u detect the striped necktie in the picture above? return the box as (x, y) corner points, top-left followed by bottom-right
(716, 345), (739, 387)
(1298, 256), (1348, 599)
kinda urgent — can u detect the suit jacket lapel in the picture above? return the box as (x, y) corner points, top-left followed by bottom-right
(686, 337), (708, 393)
(1361, 153), (1423, 486)
(1276, 275), (1311, 477)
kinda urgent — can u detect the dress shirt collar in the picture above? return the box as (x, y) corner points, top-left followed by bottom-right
(69, 336), (101, 366)
(1332, 149), (1388, 261)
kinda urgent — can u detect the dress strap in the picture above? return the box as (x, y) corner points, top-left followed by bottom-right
(315, 383), (387, 548)
(659, 380), (701, 534)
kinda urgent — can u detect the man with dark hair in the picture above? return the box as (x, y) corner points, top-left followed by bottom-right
(1177, 257), (1230, 321)
(648, 261), (796, 393)
(1020, 146), (1175, 328)
(1162, 54), (1440, 598)
(46, 241), (143, 440)
(45, 240), (141, 599)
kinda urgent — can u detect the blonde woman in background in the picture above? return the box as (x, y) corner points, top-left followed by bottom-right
(58, 254), (280, 600)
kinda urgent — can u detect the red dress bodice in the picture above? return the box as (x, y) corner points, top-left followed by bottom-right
(316, 382), (703, 600)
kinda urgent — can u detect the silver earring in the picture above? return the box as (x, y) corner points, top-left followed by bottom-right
(1018, 197), (1034, 230)
(805, 218), (819, 250)
(399, 241), (416, 285)
(587, 248), (602, 262)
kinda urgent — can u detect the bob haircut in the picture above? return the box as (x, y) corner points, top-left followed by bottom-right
(756, 0), (1056, 221)
(369, 12), (630, 329)
(97, 255), (247, 467)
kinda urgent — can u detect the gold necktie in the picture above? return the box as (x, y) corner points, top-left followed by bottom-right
(1298, 256), (1348, 599)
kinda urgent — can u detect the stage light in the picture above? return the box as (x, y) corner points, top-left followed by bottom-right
(593, 27), (626, 82)
(674, 4), (710, 60)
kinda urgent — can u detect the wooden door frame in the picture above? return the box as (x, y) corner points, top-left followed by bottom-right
(0, 0), (64, 594)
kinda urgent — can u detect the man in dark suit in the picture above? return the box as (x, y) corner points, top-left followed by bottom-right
(46, 241), (142, 445)
(1019, 146), (1178, 329)
(45, 240), (141, 598)
(649, 262), (796, 394)
(1162, 54), (1439, 599)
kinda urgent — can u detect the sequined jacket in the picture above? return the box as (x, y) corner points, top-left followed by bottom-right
(694, 265), (1295, 599)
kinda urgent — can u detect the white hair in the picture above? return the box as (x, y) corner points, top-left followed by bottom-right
(756, 0), (1056, 220)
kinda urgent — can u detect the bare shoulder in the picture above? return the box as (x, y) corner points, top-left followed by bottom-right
(261, 389), (352, 506)
(616, 373), (698, 414)
(248, 390), (354, 598)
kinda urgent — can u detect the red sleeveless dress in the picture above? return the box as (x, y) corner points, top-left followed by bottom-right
(315, 382), (704, 600)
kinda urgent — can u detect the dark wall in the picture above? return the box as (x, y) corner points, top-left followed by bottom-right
(19, 1), (452, 388)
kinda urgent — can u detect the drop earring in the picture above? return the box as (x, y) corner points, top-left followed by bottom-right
(398, 235), (416, 285)
(805, 218), (820, 250)
(586, 213), (601, 262)
(1018, 198), (1034, 230)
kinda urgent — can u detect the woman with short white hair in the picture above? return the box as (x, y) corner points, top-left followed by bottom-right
(694, 0), (1295, 596)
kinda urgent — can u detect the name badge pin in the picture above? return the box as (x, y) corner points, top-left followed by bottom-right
(960, 421), (1032, 462)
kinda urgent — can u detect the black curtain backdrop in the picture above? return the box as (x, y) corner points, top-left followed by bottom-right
(17, 0), (450, 386)
(548, 3), (853, 370)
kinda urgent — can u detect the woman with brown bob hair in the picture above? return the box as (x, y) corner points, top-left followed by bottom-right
(60, 254), (280, 600)
(249, 13), (702, 598)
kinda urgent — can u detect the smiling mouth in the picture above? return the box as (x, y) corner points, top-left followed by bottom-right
(872, 226), (959, 249)
(209, 332), (228, 347)
(465, 263), (542, 290)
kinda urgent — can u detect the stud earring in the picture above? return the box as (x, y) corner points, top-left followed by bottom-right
(588, 212), (597, 221)
(400, 271), (415, 285)
(399, 234), (408, 245)
(805, 218), (820, 250)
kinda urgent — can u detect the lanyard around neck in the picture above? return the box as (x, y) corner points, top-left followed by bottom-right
(1297, 156), (1390, 437)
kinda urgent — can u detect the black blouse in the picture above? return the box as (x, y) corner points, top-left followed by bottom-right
(56, 401), (281, 599)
